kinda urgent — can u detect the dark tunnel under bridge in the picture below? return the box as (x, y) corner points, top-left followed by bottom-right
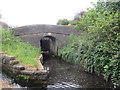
(40, 36), (58, 61)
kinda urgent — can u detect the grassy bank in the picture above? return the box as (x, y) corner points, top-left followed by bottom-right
(0, 29), (40, 67)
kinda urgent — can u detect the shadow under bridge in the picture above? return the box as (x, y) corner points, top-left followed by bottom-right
(40, 36), (58, 61)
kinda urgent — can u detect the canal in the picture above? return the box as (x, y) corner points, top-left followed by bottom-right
(2, 56), (112, 89)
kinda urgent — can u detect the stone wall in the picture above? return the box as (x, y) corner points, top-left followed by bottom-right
(12, 24), (80, 48)
(16, 33), (69, 48)
(0, 21), (9, 30)
(12, 24), (76, 36)
(1, 51), (49, 87)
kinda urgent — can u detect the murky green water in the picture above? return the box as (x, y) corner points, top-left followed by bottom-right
(2, 56), (112, 89)
(44, 57), (112, 89)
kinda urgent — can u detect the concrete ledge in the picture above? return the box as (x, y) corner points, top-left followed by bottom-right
(1, 52), (49, 87)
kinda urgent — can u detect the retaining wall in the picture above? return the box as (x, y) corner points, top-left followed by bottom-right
(1, 51), (49, 88)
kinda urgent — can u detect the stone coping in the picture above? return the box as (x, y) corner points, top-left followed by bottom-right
(1, 51), (49, 87)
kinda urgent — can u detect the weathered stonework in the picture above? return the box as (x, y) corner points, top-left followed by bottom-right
(39, 54), (43, 64)
(12, 24), (80, 56)
(1, 51), (49, 88)
(12, 24), (80, 48)
(0, 21), (9, 30)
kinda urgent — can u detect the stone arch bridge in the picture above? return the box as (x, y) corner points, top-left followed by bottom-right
(12, 24), (79, 55)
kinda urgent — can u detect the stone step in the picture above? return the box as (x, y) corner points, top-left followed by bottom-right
(3, 54), (16, 61)
(9, 60), (19, 65)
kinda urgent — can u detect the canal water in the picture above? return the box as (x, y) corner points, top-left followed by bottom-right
(2, 57), (112, 89)
(44, 57), (111, 89)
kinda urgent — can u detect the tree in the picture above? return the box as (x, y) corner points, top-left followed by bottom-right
(69, 11), (86, 26)
(74, 11), (86, 21)
(57, 19), (69, 25)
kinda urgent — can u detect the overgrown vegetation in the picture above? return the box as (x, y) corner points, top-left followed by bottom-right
(58, 1), (120, 88)
(57, 19), (69, 25)
(16, 74), (30, 82)
(0, 29), (40, 66)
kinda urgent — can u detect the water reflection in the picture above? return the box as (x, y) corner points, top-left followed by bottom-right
(44, 57), (111, 88)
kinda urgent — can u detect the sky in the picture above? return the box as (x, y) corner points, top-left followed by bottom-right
(0, 0), (98, 26)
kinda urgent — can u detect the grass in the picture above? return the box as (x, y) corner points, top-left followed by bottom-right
(0, 29), (40, 67)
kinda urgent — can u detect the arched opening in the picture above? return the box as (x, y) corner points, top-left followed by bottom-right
(40, 36), (57, 62)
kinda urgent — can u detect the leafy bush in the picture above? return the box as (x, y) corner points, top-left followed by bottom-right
(57, 19), (69, 25)
(58, 1), (120, 88)
(0, 30), (40, 66)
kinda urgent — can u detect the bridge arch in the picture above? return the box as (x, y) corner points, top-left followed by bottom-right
(12, 24), (80, 50)
(40, 35), (58, 56)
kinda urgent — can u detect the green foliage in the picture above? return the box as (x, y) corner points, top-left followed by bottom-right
(57, 19), (69, 25)
(72, 1), (119, 31)
(59, 1), (120, 88)
(0, 29), (2, 49)
(74, 11), (86, 20)
(0, 30), (40, 66)
(69, 11), (86, 25)
(16, 74), (30, 81)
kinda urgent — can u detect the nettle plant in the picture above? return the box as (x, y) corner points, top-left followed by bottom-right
(59, 1), (120, 88)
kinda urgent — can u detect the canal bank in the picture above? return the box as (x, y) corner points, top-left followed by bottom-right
(2, 56), (113, 89)
(1, 51), (49, 89)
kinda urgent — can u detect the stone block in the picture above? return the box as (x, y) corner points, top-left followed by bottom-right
(39, 54), (43, 64)
(4, 54), (15, 61)
(9, 60), (19, 65)
(12, 65), (25, 70)
(2, 58), (6, 64)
